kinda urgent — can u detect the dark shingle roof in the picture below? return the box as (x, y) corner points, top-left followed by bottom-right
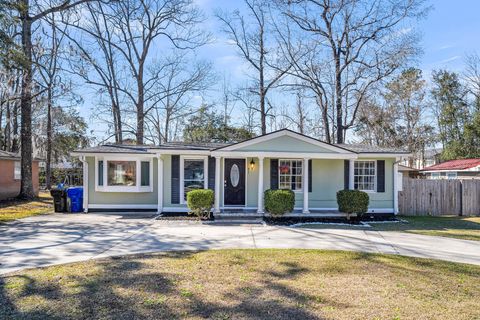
(336, 144), (409, 154)
(150, 141), (229, 151)
(73, 145), (153, 154)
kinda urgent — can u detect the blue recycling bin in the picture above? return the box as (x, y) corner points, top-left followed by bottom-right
(67, 187), (84, 213)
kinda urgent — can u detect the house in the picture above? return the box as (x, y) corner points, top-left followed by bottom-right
(0, 151), (40, 200)
(400, 147), (442, 170)
(71, 129), (409, 217)
(398, 164), (421, 178)
(421, 158), (480, 179)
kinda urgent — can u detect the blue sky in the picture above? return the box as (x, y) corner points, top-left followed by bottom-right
(81, 0), (480, 141)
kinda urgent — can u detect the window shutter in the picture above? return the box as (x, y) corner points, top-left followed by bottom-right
(308, 159), (312, 192)
(208, 156), (215, 190)
(140, 161), (150, 186)
(344, 160), (350, 190)
(98, 160), (104, 186)
(377, 160), (385, 193)
(171, 155), (180, 204)
(270, 159), (278, 190)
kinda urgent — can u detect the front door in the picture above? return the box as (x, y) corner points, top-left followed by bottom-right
(224, 158), (245, 206)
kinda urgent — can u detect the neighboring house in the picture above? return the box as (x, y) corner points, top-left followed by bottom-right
(400, 147), (442, 170)
(0, 151), (40, 200)
(72, 129), (409, 216)
(398, 165), (420, 178)
(421, 158), (480, 180)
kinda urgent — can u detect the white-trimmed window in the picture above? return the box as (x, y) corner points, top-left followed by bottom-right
(96, 156), (153, 192)
(446, 172), (457, 179)
(180, 156), (208, 202)
(14, 161), (21, 180)
(431, 172), (441, 179)
(278, 159), (303, 191)
(354, 161), (376, 192)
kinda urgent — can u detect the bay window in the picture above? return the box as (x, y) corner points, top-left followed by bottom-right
(96, 157), (152, 192)
(278, 159), (303, 191)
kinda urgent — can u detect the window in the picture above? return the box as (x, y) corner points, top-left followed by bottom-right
(354, 161), (376, 192)
(96, 157), (152, 192)
(278, 159), (303, 191)
(14, 161), (21, 180)
(431, 172), (441, 179)
(107, 161), (136, 186)
(183, 159), (205, 200)
(446, 172), (457, 180)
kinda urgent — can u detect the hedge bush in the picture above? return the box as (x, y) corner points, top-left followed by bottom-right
(336, 189), (369, 219)
(186, 189), (214, 219)
(264, 189), (295, 216)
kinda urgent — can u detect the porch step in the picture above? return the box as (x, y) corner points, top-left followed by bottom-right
(213, 213), (264, 224)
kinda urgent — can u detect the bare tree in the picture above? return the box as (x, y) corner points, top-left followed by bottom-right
(144, 54), (214, 144)
(216, 0), (291, 135)
(279, 0), (426, 143)
(63, 2), (125, 143)
(465, 52), (480, 109)
(4, 0), (98, 199)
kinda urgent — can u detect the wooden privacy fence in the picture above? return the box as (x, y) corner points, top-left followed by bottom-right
(399, 178), (480, 216)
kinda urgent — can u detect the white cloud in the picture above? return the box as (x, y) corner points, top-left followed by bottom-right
(440, 55), (461, 64)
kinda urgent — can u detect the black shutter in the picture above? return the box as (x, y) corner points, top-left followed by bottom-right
(344, 160), (350, 190)
(208, 156), (215, 190)
(270, 159), (279, 190)
(377, 160), (385, 193)
(308, 159), (312, 192)
(171, 155), (180, 204)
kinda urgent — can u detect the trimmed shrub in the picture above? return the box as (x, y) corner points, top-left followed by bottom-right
(336, 189), (369, 219)
(264, 189), (295, 216)
(187, 189), (214, 219)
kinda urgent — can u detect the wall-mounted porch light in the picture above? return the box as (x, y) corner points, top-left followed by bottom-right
(249, 159), (255, 171)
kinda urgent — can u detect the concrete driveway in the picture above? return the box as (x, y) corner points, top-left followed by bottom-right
(1, 213), (480, 274)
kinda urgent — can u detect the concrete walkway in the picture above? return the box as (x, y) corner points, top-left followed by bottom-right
(1, 213), (479, 275)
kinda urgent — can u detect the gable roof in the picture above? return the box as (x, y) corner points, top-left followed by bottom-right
(72, 129), (409, 156)
(421, 158), (480, 172)
(213, 129), (354, 153)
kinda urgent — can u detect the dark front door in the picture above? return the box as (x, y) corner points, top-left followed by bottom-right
(224, 158), (245, 206)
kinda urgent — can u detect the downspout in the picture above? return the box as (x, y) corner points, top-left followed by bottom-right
(79, 156), (89, 213)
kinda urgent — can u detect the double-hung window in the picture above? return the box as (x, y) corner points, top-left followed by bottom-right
(354, 161), (376, 192)
(14, 161), (21, 180)
(278, 159), (303, 191)
(180, 157), (207, 202)
(96, 157), (152, 192)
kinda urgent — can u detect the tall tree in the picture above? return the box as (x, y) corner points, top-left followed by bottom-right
(3, 0), (98, 199)
(216, 0), (291, 135)
(279, 0), (426, 143)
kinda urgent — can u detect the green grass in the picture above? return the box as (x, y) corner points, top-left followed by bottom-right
(0, 192), (53, 223)
(298, 216), (480, 241)
(1, 250), (479, 320)
(372, 216), (480, 241)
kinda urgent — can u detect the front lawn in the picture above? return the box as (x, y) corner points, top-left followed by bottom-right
(372, 216), (480, 241)
(297, 216), (480, 241)
(0, 192), (53, 223)
(1, 250), (480, 319)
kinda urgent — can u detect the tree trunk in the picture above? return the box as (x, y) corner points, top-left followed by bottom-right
(136, 68), (144, 145)
(46, 89), (53, 189)
(335, 54), (344, 144)
(19, 1), (35, 199)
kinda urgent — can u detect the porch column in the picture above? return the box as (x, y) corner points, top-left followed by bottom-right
(349, 159), (355, 190)
(80, 156), (88, 213)
(303, 158), (310, 214)
(157, 155), (163, 213)
(393, 162), (399, 215)
(214, 156), (221, 213)
(257, 156), (264, 214)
